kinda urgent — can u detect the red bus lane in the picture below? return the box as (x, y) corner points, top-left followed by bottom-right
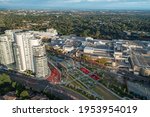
(47, 62), (61, 84)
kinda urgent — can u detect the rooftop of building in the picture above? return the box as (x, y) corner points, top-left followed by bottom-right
(131, 54), (150, 68)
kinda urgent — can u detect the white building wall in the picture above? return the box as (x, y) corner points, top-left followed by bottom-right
(84, 47), (94, 54)
(0, 35), (14, 65)
(33, 45), (49, 78)
(14, 32), (48, 78)
(34, 56), (49, 79)
(1, 30), (50, 79)
(29, 39), (41, 72)
(15, 34), (27, 71)
(14, 32), (40, 71)
(5, 30), (15, 42)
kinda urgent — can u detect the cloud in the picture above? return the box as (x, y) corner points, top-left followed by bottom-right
(64, 0), (121, 2)
(63, 0), (150, 3)
(0, 0), (150, 9)
(0, 0), (150, 4)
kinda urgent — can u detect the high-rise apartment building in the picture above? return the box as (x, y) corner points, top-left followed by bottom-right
(15, 32), (39, 71)
(33, 45), (49, 79)
(14, 32), (35, 71)
(0, 35), (14, 65)
(5, 30), (22, 42)
(0, 30), (50, 79)
(13, 31), (49, 78)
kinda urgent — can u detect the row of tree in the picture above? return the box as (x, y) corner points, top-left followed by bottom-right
(0, 73), (29, 99)
(0, 12), (150, 39)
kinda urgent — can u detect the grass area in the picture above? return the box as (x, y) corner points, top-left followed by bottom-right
(69, 73), (89, 89)
(81, 63), (98, 72)
(61, 86), (89, 100)
(67, 75), (87, 90)
(92, 85), (120, 100)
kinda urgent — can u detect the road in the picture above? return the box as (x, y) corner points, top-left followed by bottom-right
(117, 70), (150, 83)
(0, 69), (87, 100)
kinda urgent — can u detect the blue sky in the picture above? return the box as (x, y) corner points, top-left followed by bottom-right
(0, 0), (150, 10)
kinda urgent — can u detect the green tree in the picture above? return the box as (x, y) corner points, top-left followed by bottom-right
(20, 90), (29, 99)
(25, 70), (35, 75)
(95, 30), (101, 38)
(96, 58), (108, 65)
(12, 82), (17, 88)
(81, 55), (91, 61)
(0, 74), (11, 85)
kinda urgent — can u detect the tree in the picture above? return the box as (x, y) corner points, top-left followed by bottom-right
(0, 74), (11, 85)
(96, 58), (108, 65)
(25, 70), (35, 76)
(20, 90), (29, 99)
(95, 30), (101, 38)
(82, 29), (90, 37)
(0, 74), (13, 95)
(1, 11), (150, 40)
(12, 82), (17, 88)
(81, 55), (91, 61)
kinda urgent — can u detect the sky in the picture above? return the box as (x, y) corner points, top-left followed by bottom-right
(0, 0), (150, 10)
